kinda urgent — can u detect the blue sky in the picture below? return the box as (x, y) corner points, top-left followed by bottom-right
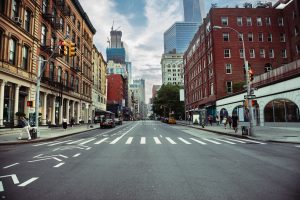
(80, 0), (278, 103)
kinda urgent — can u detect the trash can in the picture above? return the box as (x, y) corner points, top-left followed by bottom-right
(30, 128), (37, 139)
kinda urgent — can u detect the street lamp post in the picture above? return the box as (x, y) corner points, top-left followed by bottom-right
(213, 25), (253, 136)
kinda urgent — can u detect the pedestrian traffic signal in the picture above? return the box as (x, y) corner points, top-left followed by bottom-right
(251, 100), (258, 106)
(59, 40), (68, 56)
(27, 101), (33, 107)
(68, 42), (76, 57)
(249, 68), (254, 81)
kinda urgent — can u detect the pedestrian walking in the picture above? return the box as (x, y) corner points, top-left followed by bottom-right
(87, 116), (92, 128)
(216, 116), (220, 126)
(232, 113), (239, 133)
(223, 116), (228, 129)
(227, 116), (232, 129)
(70, 117), (75, 128)
(208, 115), (213, 126)
(62, 118), (68, 131)
(18, 116), (31, 140)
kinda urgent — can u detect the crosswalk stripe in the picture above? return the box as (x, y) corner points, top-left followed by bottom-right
(67, 139), (85, 144)
(178, 137), (191, 144)
(190, 138), (207, 145)
(153, 137), (162, 144)
(79, 138), (96, 145)
(126, 137), (133, 144)
(94, 138), (108, 144)
(296, 145), (300, 148)
(166, 137), (176, 144)
(33, 141), (58, 146)
(48, 140), (72, 146)
(214, 138), (236, 144)
(224, 138), (246, 144)
(141, 137), (146, 144)
(239, 139), (266, 144)
(110, 137), (122, 144)
(202, 138), (221, 144)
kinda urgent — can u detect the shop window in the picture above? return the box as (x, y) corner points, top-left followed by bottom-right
(264, 99), (300, 122)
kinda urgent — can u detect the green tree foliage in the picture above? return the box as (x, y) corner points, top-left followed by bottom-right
(152, 84), (184, 119)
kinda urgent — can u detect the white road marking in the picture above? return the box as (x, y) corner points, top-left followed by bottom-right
(67, 139), (85, 144)
(73, 153), (81, 157)
(126, 137), (133, 144)
(110, 137), (122, 144)
(59, 154), (68, 158)
(79, 138), (96, 145)
(3, 163), (19, 169)
(85, 147), (91, 150)
(18, 177), (38, 187)
(214, 138), (236, 144)
(296, 145), (300, 148)
(202, 138), (221, 144)
(53, 163), (65, 168)
(28, 158), (54, 163)
(141, 137), (146, 144)
(0, 182), (3, 192)
(239, 139), (266, 144)
(160, 135), (163, 138)
(154, 137), (162, 144)
(0, 174), (19, 184)
(33, 141), (57, 146)
(33, 154), (44, 158)
(166, 137), (176, 144)
(190, 138), (207, 145)
(178, 137), (191, 144)
(48, 140), (72, 146)
(224, 138), (246, 144)
(94, 138), (108, 144)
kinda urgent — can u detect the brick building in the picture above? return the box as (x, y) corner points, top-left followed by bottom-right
(184, 0), (300, 120)
(107, 74), (125, 116)
(0, 0), (96, 127)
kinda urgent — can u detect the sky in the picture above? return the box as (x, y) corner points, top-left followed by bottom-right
(79, 0), (278, 104)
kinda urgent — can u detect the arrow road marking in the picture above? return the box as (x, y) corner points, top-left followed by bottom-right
(18, 177), (38, 187)
(0, 174), (20, 192)
(3, 163), (19, 169)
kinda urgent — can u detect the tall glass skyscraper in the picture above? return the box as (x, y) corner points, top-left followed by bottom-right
(183, 0), (205, 22)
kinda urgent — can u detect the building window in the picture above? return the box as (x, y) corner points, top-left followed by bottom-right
(280, 33), (286, 42)
(258, 33), (263, 42)
(210, 83), (214, 95)
(66, 25), (70, 36)
(75, 78), (79, 92)
(0, 0), (5, 14)
(21, 46), (29, 70)
(226, 81), (233, 93)
(239, 49), (244, 58)
(248, 33), (253, 42)
(225, 64), (232, 74)
(238, 33), (243, 41)
(50, 36), (55, 51)
(224, 49), (231, 58)
(269, 49), (274, 58)
(237, 17), (243, 26)
(250, 49), (255, 58)
(296, 45), (300, 55)
(221, 17), (228, 26)
(57, 67), (62, 82)
(41, 24), (47, 46)
(256, 17), (262, 26)
(282, 49), (287, 58)
(39, 55), (45, 77)
(223, 33), (229, 41)
(265, 63), (272, 72)
(77, 20), (81, 30)
(11, 0), (19, 18)
(246, 17), (252, 26)
(72, 31), (75, 43)
(259, 49), (265, 58)
(60, 17), (64, 32)
(42, 0), (48, 14)
(267, 33), (272, 42)
(64, 71), (68, 86)
(9, 38), (17, 65)
(278, 17), (284, 26)
(70, 75), (74, 89)
(49, 62), (54, 81)
(265, 17), (271, 26)
(24, 9), (31, 33)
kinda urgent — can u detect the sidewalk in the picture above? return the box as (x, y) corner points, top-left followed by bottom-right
(0, 123), (100, 145)
(176, 121), (300, 144)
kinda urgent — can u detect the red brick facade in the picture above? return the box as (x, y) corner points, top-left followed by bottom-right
(107, 74), (125, 104)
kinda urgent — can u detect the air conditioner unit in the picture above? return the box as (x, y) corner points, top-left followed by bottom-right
(13, 17), (22, 25)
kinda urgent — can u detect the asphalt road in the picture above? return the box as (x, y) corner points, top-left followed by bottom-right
(0, 121), (299, 200)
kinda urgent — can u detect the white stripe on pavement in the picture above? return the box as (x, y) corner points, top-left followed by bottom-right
(110, 137), (122, 144)
(224, 138), (246, 143)
(73, 153), (81, 157)
(214, 138), (236, 144)
(189, 138), (207, 145)
(0, 182), (3, 192)
(79, 138), (96, 145)
(178, 137), (191, 144)
(296, 145), (300, 148)
(166, 137), (176, 144)
(67, 139), (85, 144)
(141, 137), (146, 144)
(154, 137), (162, 144)
(53, 163), (65, 168)
(3, 163), (19, 169)
(48, 140), (72, 146)
(202, 138), (221, 144)
(126, 137), (133, 144)
(33, 141), (58, 146)
(18, 177), (39, 187)
(94, 138), (108, 144)
(239, 139), (266, 144)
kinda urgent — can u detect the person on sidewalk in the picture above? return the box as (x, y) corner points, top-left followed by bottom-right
(208, 115), (213, 126)
(18, 116), (31, 140)
(223, 116), (228, 129)
(87, 116), (92, 128)
(62, 118), (68, 131)
(70, 117), (75, 128)
(232, 113), (239, 133)
(227, 116), (232, 129)
(216, 116), (220, 126)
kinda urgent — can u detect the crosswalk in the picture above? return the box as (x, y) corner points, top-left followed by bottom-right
(33, 136), (267, 147)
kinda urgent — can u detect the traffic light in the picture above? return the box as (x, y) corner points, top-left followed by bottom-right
(27, 101), (33, 107)
(68, 42), (76, 57)
(251, 100), (258, 107)
(59, 40), (69, 56)
(249, 68), (254, 81)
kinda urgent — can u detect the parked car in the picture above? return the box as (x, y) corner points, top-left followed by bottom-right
(115, 118), (123, 125)
(100, 118), (115, 128)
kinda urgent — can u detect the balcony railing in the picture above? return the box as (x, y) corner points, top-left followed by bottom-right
(252, 59), (300, 88)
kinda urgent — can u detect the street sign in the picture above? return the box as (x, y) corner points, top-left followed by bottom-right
(244, 95), (256, 99)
